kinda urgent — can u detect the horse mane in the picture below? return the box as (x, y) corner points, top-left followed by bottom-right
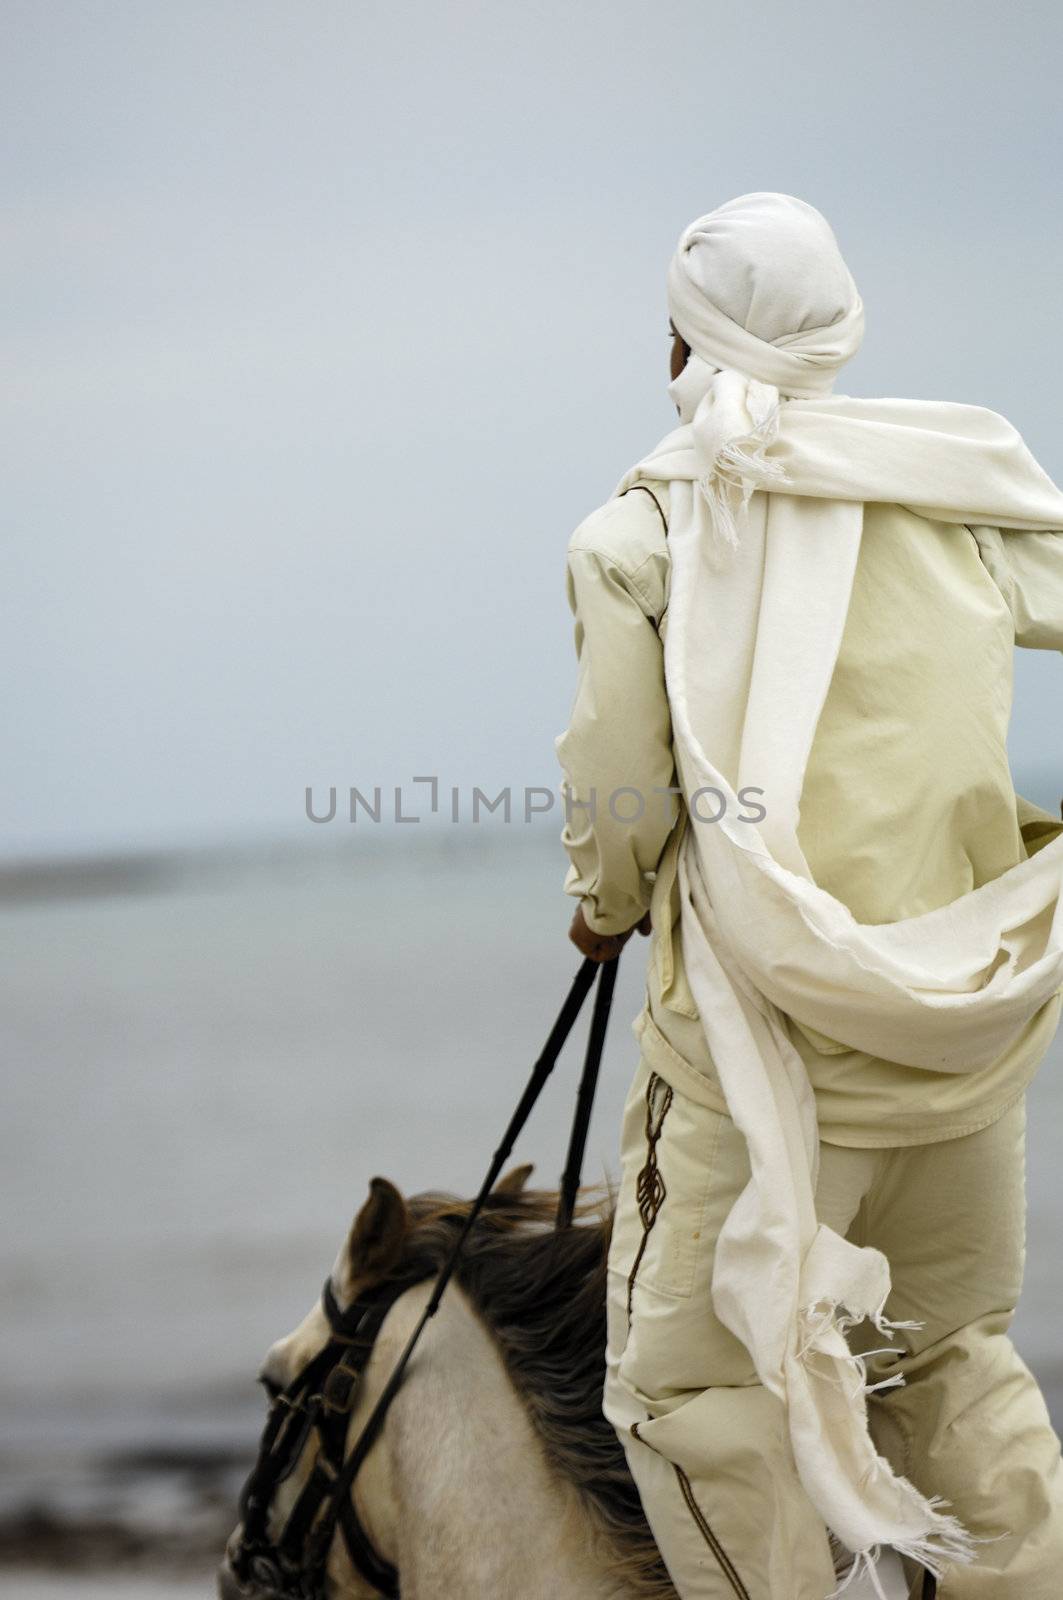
(375, 1179), (676, 1600)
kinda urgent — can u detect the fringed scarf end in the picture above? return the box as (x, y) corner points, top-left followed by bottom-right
(827, 1506), (983, 1600)
(694, 376), (789, 549)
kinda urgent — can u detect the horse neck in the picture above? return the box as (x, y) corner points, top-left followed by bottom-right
(340, 1277), (641, 1600)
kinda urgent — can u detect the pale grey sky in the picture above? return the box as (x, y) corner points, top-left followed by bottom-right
(3, 0), (1061, 857)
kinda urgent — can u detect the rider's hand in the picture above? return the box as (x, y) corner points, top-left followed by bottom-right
(568, 905), (652, 963)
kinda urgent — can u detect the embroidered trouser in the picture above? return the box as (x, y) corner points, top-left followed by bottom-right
(603, 1055), (1063, 1600)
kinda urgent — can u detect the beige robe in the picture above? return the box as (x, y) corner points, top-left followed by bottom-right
(556, 481), (1063, 1146)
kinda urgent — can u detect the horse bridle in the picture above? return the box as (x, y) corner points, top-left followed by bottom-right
(225, 953), (619, 1600)
(227, 1274), (404, 1599)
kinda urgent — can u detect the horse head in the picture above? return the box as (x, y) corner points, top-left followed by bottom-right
(218, 1163), (535, 1599)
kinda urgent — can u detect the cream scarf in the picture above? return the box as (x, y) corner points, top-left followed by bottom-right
(615, 195), (1063, 1597)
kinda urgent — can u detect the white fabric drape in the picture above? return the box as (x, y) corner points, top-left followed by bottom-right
(616, 193), (1063, 1596)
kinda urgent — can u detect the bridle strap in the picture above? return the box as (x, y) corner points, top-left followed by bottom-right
(235, 1280), (400, 1577)
(337, 1493), (401, 1597)
(275, 1424), (400, 1599)
(304, 954), (616, 1585)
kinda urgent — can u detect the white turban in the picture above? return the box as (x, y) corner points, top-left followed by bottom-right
(666, 193), (866, 545)
(668, 192), (865, 393)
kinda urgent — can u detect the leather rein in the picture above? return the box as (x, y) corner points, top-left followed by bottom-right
(226, 953), (619, 1599)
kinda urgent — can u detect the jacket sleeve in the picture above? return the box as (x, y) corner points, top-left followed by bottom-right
(1004, 529), (1063, 649)
(554, 520), (678, 937)
(972, 524), (1063, 649)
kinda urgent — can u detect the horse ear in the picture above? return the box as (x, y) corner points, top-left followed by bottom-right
(493, 1161), (534, 1195)
(347, 1175), (408, 1281)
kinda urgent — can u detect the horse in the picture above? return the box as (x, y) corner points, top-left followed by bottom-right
(218, 1163), (917, 1600)
(218, 1161), (677, 1599)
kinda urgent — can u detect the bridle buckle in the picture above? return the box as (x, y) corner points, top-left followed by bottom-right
(321, 1353), (362, 1413)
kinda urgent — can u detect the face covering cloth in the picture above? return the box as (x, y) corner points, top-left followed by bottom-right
(613, 192), (1063, 1597)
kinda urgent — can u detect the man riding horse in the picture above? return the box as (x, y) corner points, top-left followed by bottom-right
(559, 192), (1063, 1598)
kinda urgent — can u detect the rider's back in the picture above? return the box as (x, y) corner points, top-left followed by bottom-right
(570, 481), (1063, 1145)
